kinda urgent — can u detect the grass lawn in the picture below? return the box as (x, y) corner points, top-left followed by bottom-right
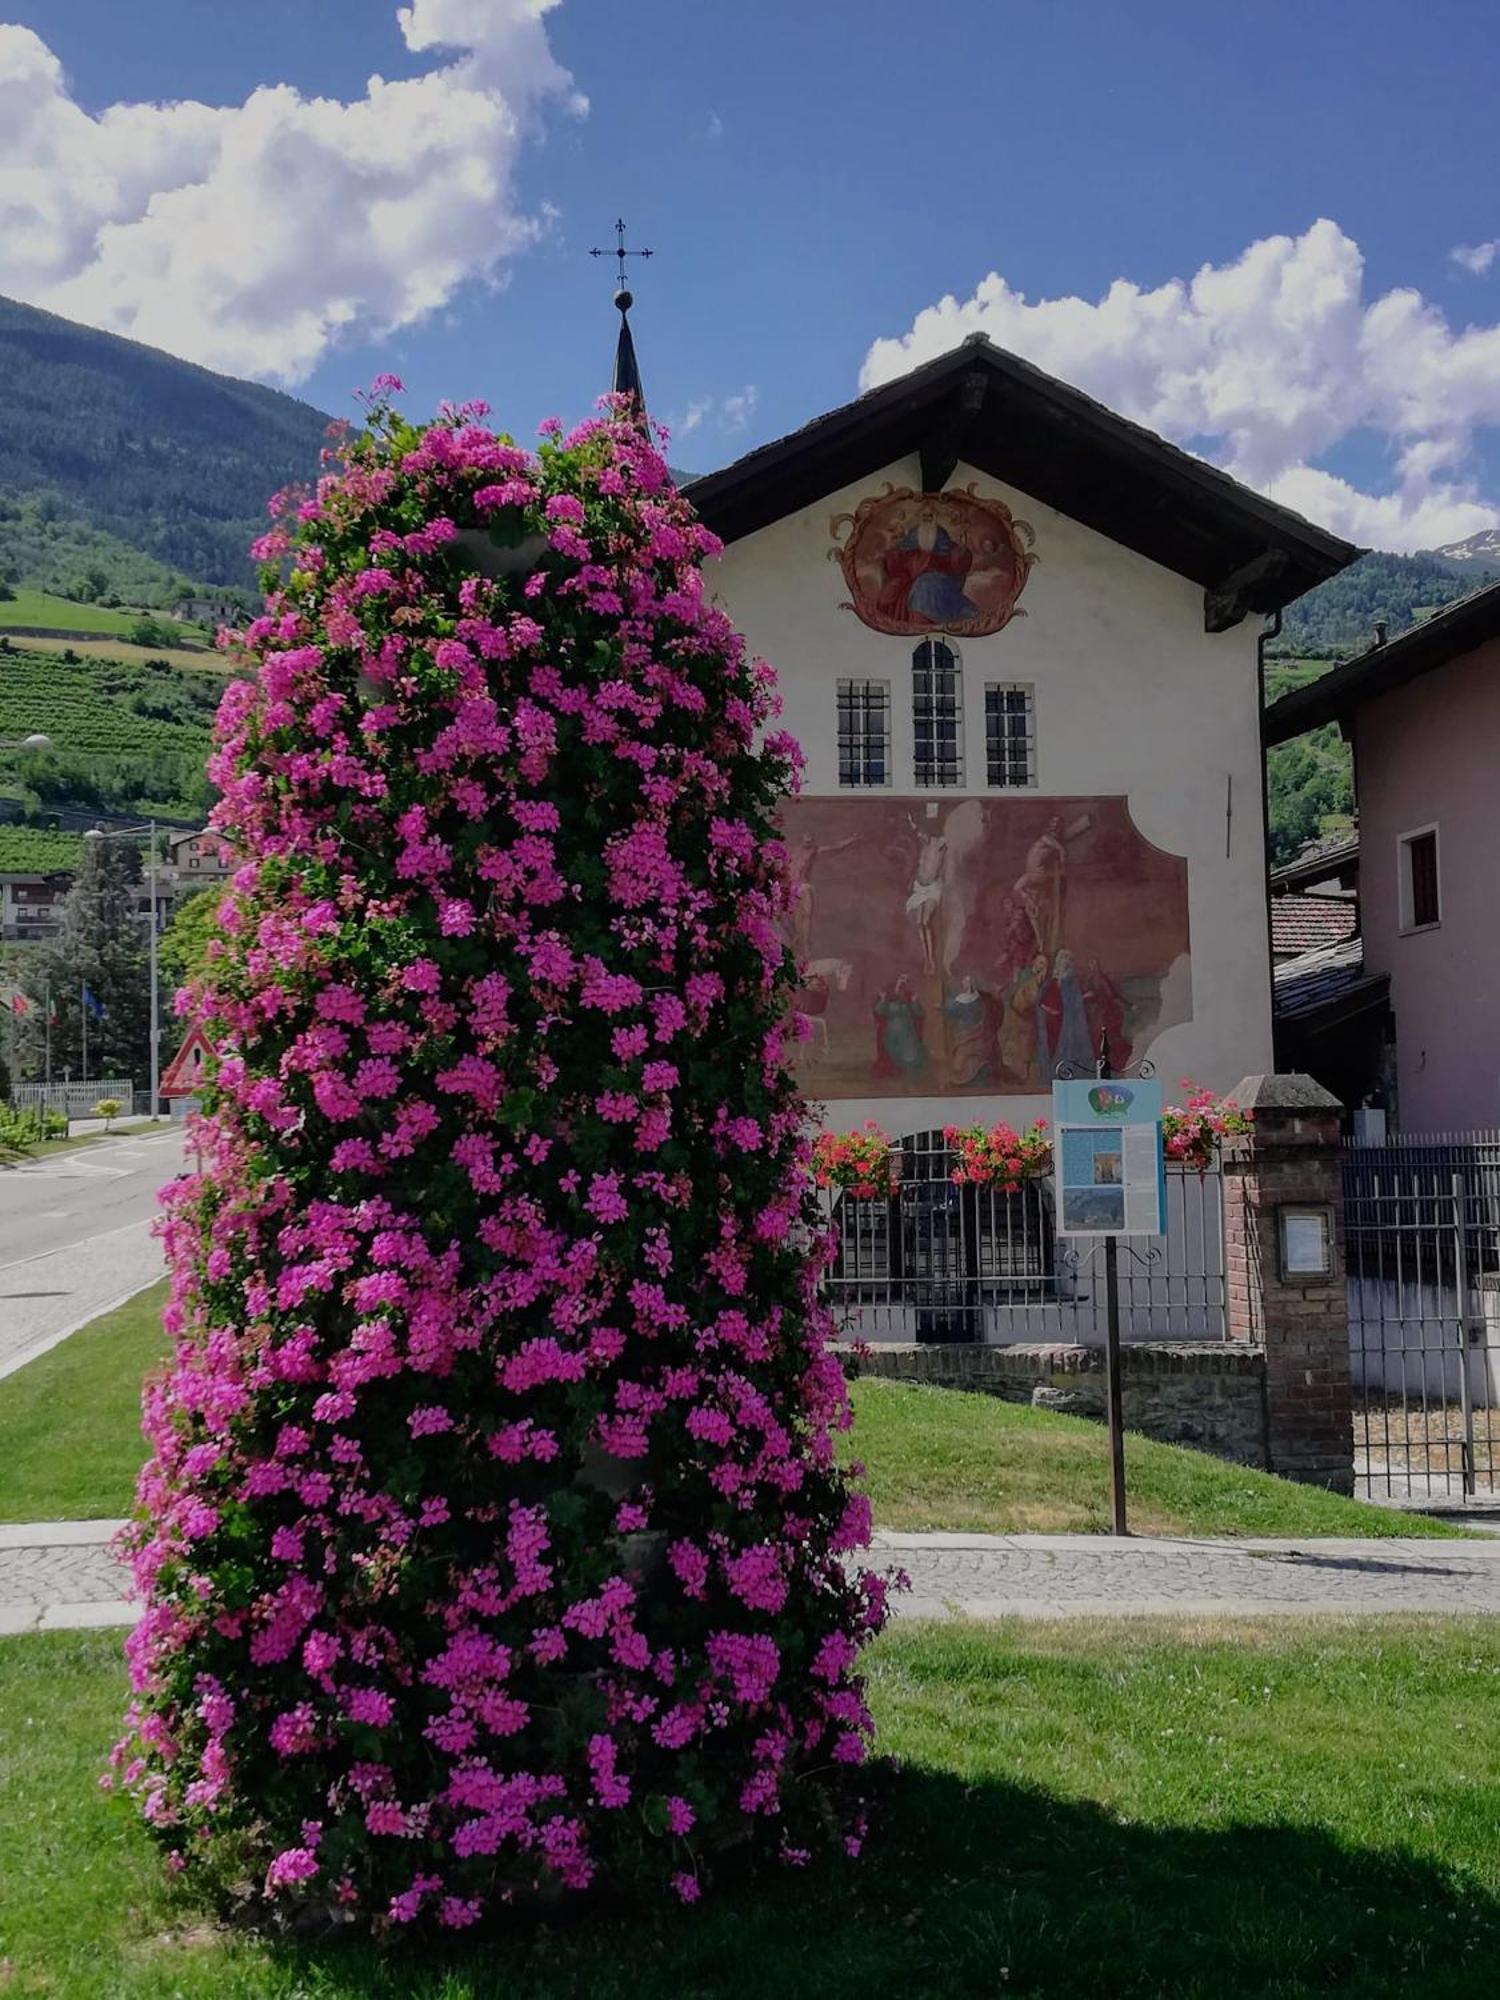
(0, 588), (153, 637)
(11, 1118), (166, 1163)
(848, 1376), (1462, 1539)
(0, 1288), (1463, 1538)
(0, 1283), (168, 1523)
(1, 1619), (1497, 1997)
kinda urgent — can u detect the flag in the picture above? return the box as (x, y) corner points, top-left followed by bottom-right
(82, 984), (105, 1021)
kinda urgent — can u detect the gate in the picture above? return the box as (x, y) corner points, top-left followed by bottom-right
(1343, 1133), (1500, 1502)
(819, 1128), (1226, 1345)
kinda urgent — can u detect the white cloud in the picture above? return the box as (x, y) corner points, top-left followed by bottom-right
(669, 385), (758, 442)
(719, 384), (758, 432)
(861, 220), (1500, 551)
(1451, 239), (1499, 276)
(0, 4), (581, 385)
(706, 111), (724, 140)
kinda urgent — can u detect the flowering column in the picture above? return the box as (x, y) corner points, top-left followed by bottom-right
(114, 393), (885, 1928)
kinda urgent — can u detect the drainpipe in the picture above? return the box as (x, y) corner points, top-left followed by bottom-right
(1258, 608), (1283, 1069)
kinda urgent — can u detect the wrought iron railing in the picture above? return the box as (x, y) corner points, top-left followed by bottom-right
(818, 1129), (1226, 1345)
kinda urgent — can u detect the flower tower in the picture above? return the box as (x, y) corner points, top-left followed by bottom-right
(114, 394), (885, 1927)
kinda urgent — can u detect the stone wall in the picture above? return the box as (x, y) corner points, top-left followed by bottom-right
(853, 1341), (1270, 1469)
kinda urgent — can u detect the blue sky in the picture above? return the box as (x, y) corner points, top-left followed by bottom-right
(6, 0), (1500, 547)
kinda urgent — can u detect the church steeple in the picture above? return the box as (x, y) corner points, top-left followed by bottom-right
(590, 217), (652, 413)
(612, 287), (645, 407)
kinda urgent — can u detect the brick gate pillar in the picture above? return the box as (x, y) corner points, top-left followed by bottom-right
(1222, 1073), (1354, 1494)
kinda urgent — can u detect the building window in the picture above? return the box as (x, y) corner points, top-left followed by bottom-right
(1398, 826), (1440, 931)
(984, 683), (1036, 788)
(836, 678), (891, 787)
(912, 640), (964, 786)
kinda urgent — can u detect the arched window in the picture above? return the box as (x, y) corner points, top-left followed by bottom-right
(911, 639), (964, 786)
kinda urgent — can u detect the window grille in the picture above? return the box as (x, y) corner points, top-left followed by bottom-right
(912, 640), (964, 787)
(984, 682), (1036, 788)
(836, 678), (891, 787)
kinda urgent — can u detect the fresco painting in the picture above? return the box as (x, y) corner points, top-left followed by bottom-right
(783, 795), (1190, 1099)
(829, 483), (1038, 638)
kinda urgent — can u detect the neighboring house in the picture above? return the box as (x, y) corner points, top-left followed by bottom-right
(0, 870), (70, 942)
(1265, 579), (1500, 1131)
(165, 829), (232, 882)
(687, 334), (1358, 1136)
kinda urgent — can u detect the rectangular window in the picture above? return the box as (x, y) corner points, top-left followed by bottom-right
(836, 678), (891, 787)
(912, 640), (964, 787)
(984, 683), (1036, 788)
(1399, 826), (1440, 931)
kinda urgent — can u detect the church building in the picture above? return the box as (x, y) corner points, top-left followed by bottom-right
(679, 335), (1359, 1136)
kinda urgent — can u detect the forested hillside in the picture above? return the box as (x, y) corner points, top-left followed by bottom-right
(0, 294), (329, 594)
(1263, 550), (1497, 862)
(1270, 549), (1494, 659)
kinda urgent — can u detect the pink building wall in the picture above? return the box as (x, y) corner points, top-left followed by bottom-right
(1357, 635), (1500, 1132)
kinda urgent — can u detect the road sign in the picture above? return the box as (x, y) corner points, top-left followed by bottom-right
(160, 1019), (216, 1100)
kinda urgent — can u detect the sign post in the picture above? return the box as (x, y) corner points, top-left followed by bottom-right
(1052, 1066), (1166, 1536)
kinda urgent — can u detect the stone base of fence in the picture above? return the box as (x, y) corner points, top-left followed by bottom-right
(851, 1341), (1270, 1470)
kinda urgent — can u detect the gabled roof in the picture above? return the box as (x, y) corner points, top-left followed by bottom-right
(1269, 832), (1360, 895)
(1264, 578), (1500, 743)
(686, 336), (1360, 629)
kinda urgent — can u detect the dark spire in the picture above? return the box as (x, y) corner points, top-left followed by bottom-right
(590, 218), (652, 413)
(612, 287), (645, 407)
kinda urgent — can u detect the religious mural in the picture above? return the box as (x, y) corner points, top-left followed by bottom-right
(828, 484), (1037, 638)
(782, 796), (1190, 1099)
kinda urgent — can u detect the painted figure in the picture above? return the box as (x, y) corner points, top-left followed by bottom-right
(873, 975), (928, 1077)
(998, 953), (1047, 1085)
(875, 505), (981, 628)
(1039, 947), (1093, 1077)
(1082, 957), (1130, 1075)
(1013, 817), (1068, 962)
(942, 973), (997, 1088)
(904, 821), (948, 975)
(786, 830), (860, 964)
(830, 484), (1038, 638)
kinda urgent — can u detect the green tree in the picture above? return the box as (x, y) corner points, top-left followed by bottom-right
(19, 836), (149, 1083)
(159, 884), (225, 992)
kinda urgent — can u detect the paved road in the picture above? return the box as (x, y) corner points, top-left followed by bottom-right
(6, 1524), (1500, 1636)
(0, 1125), (186, 1380)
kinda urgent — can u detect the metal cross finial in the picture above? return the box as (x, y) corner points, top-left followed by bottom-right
(590, 217), (653, 292)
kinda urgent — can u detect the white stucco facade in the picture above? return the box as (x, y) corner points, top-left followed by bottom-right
(709, 453), (1275, 1133)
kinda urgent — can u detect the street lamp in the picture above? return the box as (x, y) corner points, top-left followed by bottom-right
(84, 819), (165, 1119)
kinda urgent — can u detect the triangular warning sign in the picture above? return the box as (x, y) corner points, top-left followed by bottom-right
(160, 1019), (218, 1099)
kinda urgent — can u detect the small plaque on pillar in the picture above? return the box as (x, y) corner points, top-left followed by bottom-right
(1278, 1204), (1334, 1279)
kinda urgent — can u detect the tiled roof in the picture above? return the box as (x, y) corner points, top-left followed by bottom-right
(1271, 894), (1358, 958)
(1273, 937), (1388, 1027)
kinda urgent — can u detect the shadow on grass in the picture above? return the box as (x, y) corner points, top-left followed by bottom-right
(247, 1763), (1499, 2000)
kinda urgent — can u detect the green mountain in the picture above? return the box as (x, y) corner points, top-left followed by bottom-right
(1269, 549), (1495, 660)
(0, 294), (331, 599)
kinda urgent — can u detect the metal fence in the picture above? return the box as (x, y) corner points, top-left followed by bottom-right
(8, 1078), (136, 1120)
(1344, 1131), (1500, 1503)
(819, 1128), (1225, 1345)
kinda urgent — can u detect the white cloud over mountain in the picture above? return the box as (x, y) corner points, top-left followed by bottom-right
(0, 1), (580, 384)
(862, 220), (1500, 551)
